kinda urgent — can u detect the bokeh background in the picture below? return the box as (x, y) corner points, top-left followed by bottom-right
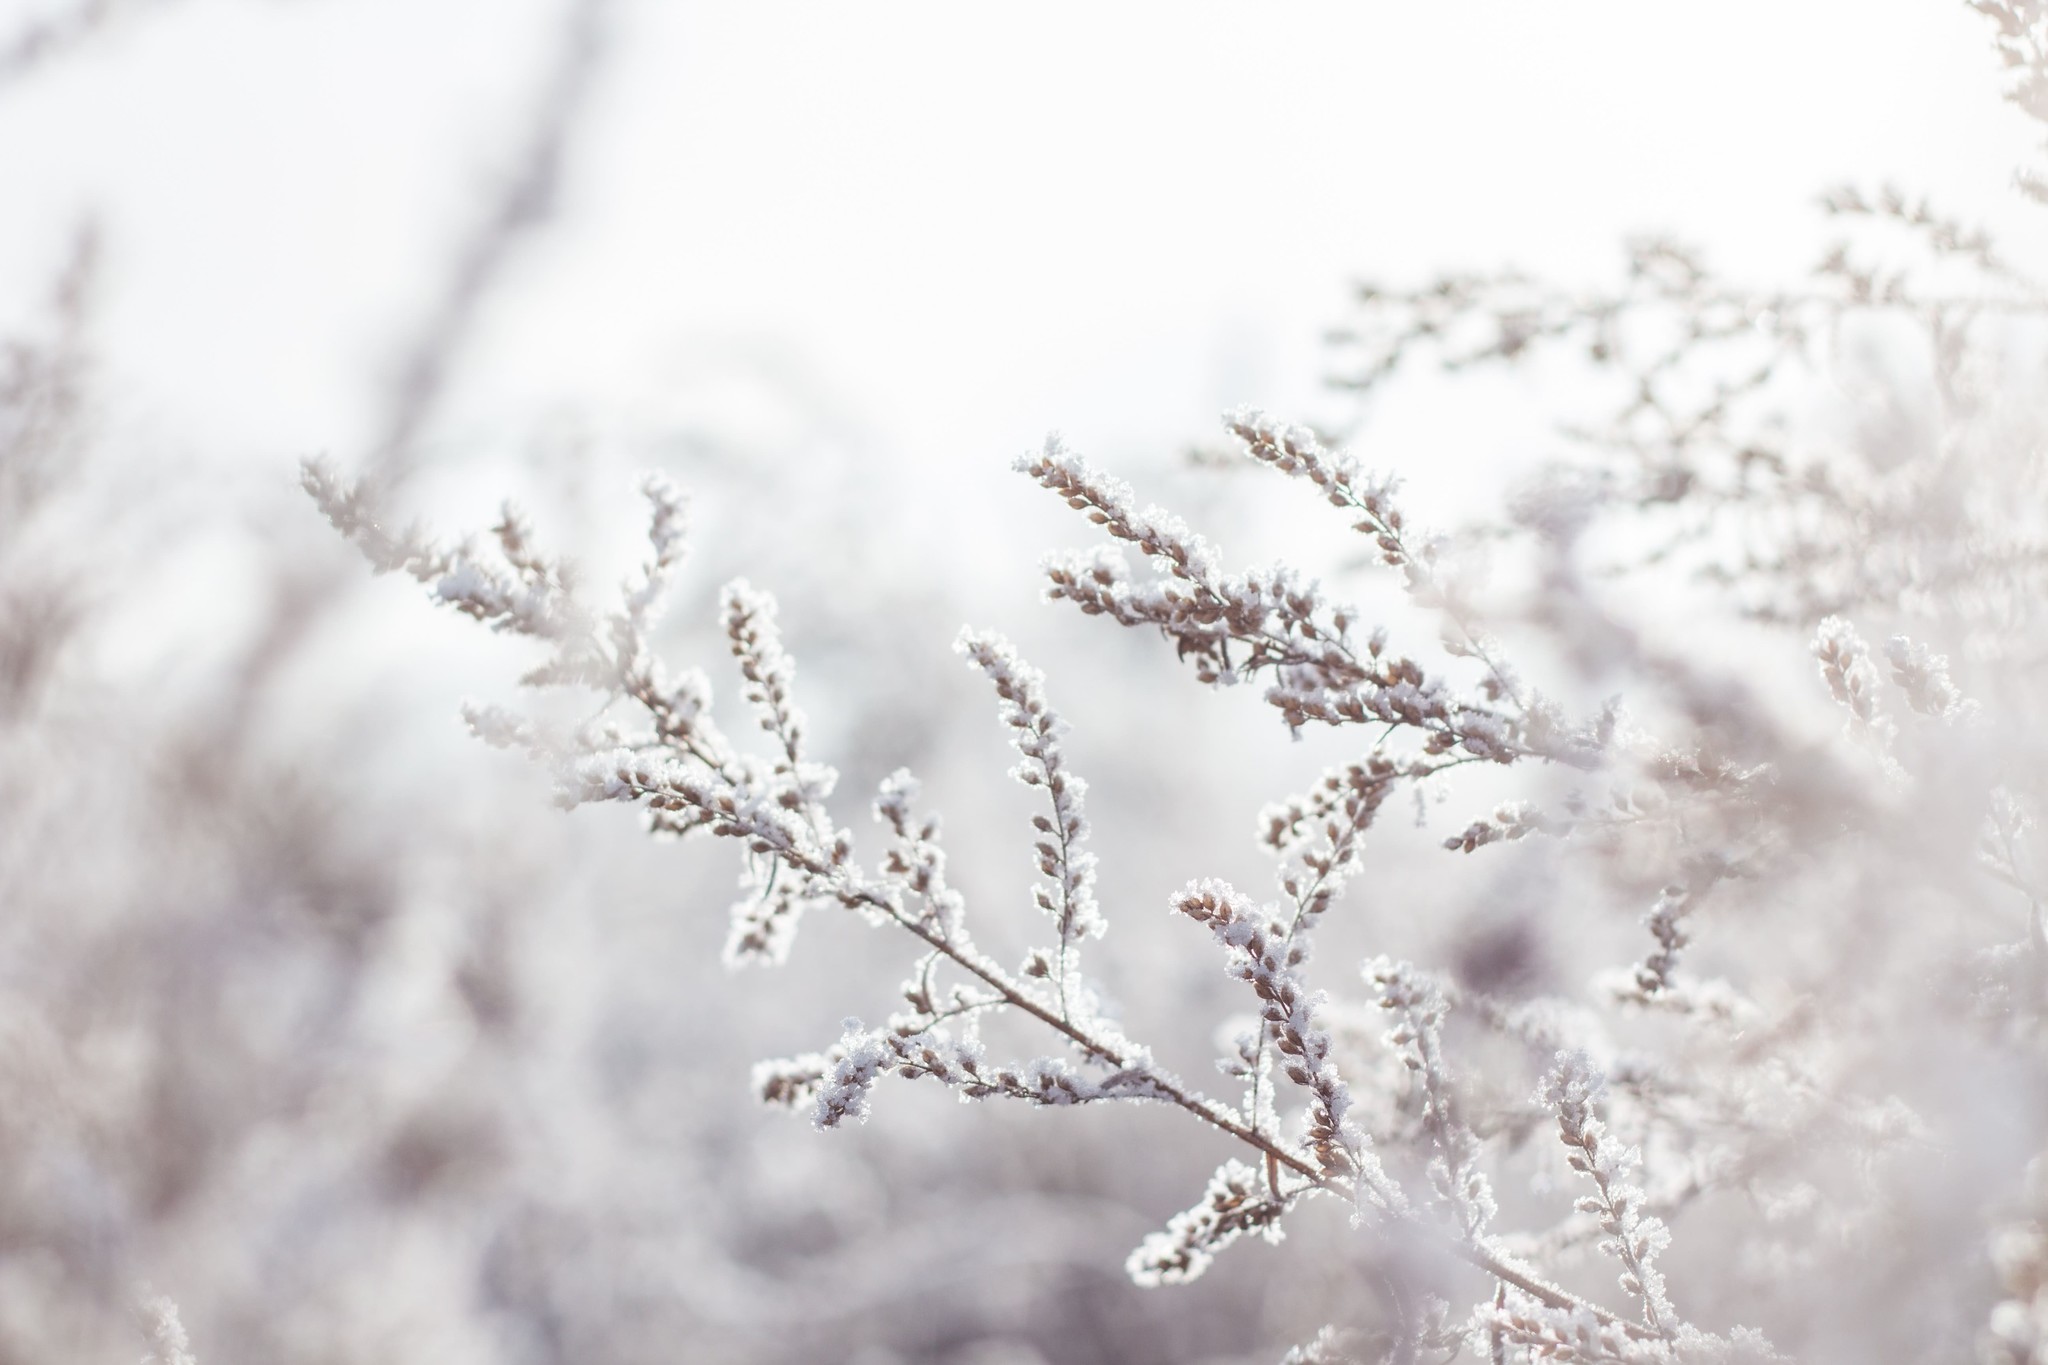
(0, 3), (2043, 1361)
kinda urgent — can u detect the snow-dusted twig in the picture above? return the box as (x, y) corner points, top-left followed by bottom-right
(1543, 1051), (1677, 1335)
(311, 457), (1650, 1336)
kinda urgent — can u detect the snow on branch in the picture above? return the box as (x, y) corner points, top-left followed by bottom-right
(956, 628), (1103, 1018)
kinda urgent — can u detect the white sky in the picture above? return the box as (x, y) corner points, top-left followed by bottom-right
(0, 0), (2040, 531)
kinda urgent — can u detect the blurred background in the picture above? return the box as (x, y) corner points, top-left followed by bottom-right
(0, 2), (2042, 1361)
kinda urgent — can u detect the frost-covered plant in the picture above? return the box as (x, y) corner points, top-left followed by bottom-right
(312, 391), (1858, 1359)
(311, 417), (1654, 1351)
(311, 8), (2048, 1361)
(297, 395), (1935, 1360)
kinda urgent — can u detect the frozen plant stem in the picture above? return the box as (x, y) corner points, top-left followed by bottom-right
(1544, 1051), (1675, 1334)
(307, 453), (1638, 1333)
